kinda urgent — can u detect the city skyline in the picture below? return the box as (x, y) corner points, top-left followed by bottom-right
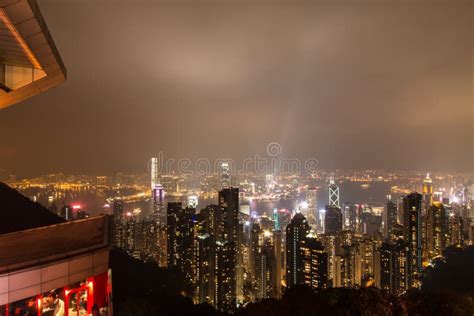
(1, 0), (473, 314)
(0, 0), (472, 177)
(108, 170), (472, 310)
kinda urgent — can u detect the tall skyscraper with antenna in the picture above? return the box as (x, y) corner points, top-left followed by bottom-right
(422, 173), (433, 208)
(328, 175), (340, 208)
(151, 157), (158, 190)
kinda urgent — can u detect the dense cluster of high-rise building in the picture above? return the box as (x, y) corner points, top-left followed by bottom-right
(17, 164), (472, 312)
(1, 0), (471, 313)
(113, 169), (243, 310)
(109, 166), (473, 311)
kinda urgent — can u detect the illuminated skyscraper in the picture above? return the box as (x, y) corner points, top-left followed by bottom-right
(320, 234), (336, 284)
(153, 184), (164, 205)
(342, 203), (354, 231)
(123, 212), (139, 257)
(215, 187), (239, 310)
(166, 202), (196, 289)
(402, 192), (422, 286)
(333, 241), (368, 288)
(384, 198), (398, 241)
(354, 204), (364, 234)
(153, 183), (165, 221)
(219, 187), (239, 243)
(286, 213), (310, 288)
(150, 157), (158, 190)
(188, 194), (199, 208)
(201, 204), (222, 241)
(302, 235), (328, 290)
(255, 230), (279, 300)
(151, 183), (167, 266)
(319, 208), (326, 233)
(249, 221), (261, 298)
(215, 239), (234, 311)
(328, 175), (340, 208)
(166, 202), (182, 268)
(328, 175), (340, 207)
(132, 219), (158, 262)
(272, 230), (282, 299)
(196, 232), (215, 304)
(447, 210), (464, 247)
(191, 207), (218, 304)
(156, 225), (167, 267)
(112, 198), (125, 248)
(426, 202), (446, 260)
(236, 222), (245, 304)
(150, 156), (165, 224)
(422, 173), (433, 208)
(306, 187), (318, 229)
(221, 162), (231, 189)
(273, 209), (280, 231)
(377, 240), (409, 294)
(333, 245), (358, 287)
(356, 237), (377, 285)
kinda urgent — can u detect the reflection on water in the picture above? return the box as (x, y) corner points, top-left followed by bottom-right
(35, 181), (393, 218)
(166, 181), (392, 217)
(245, 181), (391, 216)
(317, 181), (392, 208)
(248, 199), (296, 217)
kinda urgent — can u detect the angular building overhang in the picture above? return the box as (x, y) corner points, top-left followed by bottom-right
(0, 0), (66, 109)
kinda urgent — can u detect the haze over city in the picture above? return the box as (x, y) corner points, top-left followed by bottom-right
(1, 0), (474, 315)
(0, 0), (472, 177)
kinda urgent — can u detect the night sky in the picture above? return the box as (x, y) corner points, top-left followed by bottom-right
(0, 0), (472, 177)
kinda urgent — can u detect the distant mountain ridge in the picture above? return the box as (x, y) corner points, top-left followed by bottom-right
(0, 182), (64, 235)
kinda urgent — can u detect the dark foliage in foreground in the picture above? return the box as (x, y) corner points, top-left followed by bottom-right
(421, 245), (474, 294)
(238, 246), (474, 316)
(111, 246), (474, 315)
(110, 249), (222, 316)
(237, 286), (474, 316)
(237, 286), (396, 316)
